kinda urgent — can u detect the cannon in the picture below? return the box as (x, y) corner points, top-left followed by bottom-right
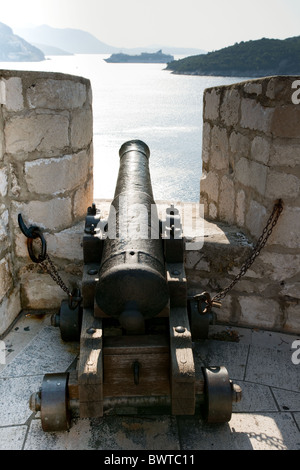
(29, 140), (241, 432)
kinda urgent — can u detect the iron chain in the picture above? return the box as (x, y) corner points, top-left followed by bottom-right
(211, 199), (283, 304)
(40, 254), (72, 298)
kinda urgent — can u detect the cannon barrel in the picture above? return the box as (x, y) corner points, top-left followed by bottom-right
(95, 140), (169, 331)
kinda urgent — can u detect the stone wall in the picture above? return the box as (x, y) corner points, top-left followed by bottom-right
(195, 75), (300, 334)
(0, 70), (93, 335)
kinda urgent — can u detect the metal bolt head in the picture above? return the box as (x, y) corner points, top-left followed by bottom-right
(175, 326), (186, 334)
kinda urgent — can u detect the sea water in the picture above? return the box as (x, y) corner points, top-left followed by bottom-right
(0, 54), (245, 201)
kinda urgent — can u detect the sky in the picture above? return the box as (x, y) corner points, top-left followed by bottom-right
(2, 0), (300, 51)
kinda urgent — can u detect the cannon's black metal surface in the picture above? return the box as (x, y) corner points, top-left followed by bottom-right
(95, 140), (169, 329)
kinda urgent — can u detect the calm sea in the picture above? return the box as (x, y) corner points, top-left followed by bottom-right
(0, 54), (246, 201)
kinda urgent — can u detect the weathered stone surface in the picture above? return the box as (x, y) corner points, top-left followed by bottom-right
(235, 158), (267, 195)
(0, 167), (8, 197)
(251, 136), (270, 165)
(24, 151), (91, 195)
(0, 77), (24, 111)
(240, 98), (273, 133)
(20, 273), (67, 309)
(5, 113), (69, 154)
(201, 122), (211, 164)
(200, 171), (219, 202)
(73, 177), (94, 220)
(244, 81), (262, 96)
(265, 170), (300, 200)
(0, 288), (21, 339)
(0, 256), (13, 299)
(239, 296), (281, 329)
(70, 108), (93, 149)
(27, 79), (87, 110)
(229, 132), (250, 160)
(219, 175), (235, 224)
(268, 206), (300, 249)
(270, 141), (300, 168)
(258, 252), (300, 282)
(220, 88), (240, 126)
(204, 88), (220, 121)
(245, 200), (267, 239)
(210, 126), (229, 171)
(18, 198), (72, 231)
(46, 222), (84, 261)
(236, 189), (245, 227)
(271, 106), (300, 138)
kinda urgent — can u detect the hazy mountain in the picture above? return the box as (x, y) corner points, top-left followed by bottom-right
(0, 22), (44, 61)
(15, 24), (206, 56)
(15, 24), (119, 54)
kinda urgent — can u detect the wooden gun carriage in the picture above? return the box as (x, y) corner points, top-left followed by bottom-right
(28, 140), (241, 432)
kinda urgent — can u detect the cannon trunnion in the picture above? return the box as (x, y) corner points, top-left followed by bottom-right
(30, 140), (241, 432)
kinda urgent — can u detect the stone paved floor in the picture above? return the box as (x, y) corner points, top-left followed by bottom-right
(0, 311), (299, 451)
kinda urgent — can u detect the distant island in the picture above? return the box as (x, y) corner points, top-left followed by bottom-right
(0, 22), (44, 62)
(105, 50), (174, 64)
(166, 36), (300, 77)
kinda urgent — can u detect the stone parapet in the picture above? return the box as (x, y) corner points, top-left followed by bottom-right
(0, 70), (93, 335)
(200, 76), (300, 334)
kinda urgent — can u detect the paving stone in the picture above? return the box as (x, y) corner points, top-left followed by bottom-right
(232, 381), (278, 413)
(245, 345), (300, 392)
(0, 325), (78, 378)
(271, 389), (300, 412)
(193, 339), (249, 380)
(25, 415), (180, 451)
(177, 413), (300, 450)
(0, 426), (27, 450)
(0, 375), (42, 426)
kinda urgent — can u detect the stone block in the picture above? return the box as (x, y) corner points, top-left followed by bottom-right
(220, 88), (240, 126)
(17, 198), (72, 231)
(0, 77), (24, 111)
(244, 81), (262, 95)
(236, 189), (245, 226)
(73, 176), (94, 219)
(208, 202), (217, 220)
(24, 150), (91, 196)
(70, 108), (93, 149)
(204, 89), (220, 121)
(46, 222), (84, 261)
(251, 136), (270, 165)
(256, 252), (300, 283)
(270, 142), (300, 168)
(200, 171), (219, 203)
(0, 167), (8, 197)
(201, 122), (211, 164)
(229, 131), (250, 160)
(210, 126), (229, 171)
(239, 296), (280, 330)
(219, 175), (235, 224)
(235, 158), (267, 195)
(27, 79), (87, 110)
(284, 303), (300, 334)
(240, 98), (273, 133)
(271, 106), (300, 138)
(0, 256), (13, 299)
(5, 113), (69, 155)
(268, 206), (300, 249)
(265, 170), (300, 200)
(0, 287), (21, 336)
(20, 273), (67, 310)
(245, 200), (267, 239)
